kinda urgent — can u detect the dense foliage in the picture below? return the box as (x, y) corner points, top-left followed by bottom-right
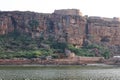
(67, 43), (111, 59)
(0, 31), (111, 59)
(0, 32), (53, 59)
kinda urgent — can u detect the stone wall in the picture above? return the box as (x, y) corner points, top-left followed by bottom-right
(54, 9), (82, 16)
(0, 57), (104, 65)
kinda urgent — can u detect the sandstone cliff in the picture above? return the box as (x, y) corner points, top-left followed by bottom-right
(87, 16), (120, 45)
(0, 9), (120, 55)
(0, 10), (86, 48)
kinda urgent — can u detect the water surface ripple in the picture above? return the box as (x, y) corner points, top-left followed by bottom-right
(0, 65), (119, 80)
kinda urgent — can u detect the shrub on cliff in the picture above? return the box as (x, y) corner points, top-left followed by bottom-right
(28, 20), (39, 29)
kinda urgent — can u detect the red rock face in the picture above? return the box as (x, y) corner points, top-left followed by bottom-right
(0, 11), (86, 47)
(0, 13), (14, 35)
(51, 14), (86, 47)
(88, 17), (120, 45)
(1, 10), (120, 48)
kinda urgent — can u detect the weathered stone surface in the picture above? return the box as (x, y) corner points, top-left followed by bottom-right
(0, 13), (14, 35)
(51, 14), (86, 47)
(1, 9), (120, 54)
(54, 9), (82, 16)
(0, 10), (86, 47)
(87, 16), (120, 45)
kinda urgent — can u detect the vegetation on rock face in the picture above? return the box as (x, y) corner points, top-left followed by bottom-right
(84, 43), (111, 58)
(67, 43), (111, 59)
(67, 44), (94, 57)
(0, 32), (53, 59)
(28, 20), (39, 28)
(0, 11), (119, 59)
(0, 30), (111, 59)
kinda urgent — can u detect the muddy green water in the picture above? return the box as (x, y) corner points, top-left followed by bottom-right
(0, 65), (119, 80)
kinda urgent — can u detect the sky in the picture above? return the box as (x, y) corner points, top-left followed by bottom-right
(0, 0), (120, 18)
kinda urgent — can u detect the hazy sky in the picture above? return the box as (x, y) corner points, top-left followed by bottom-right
(0, 0), (120, 17)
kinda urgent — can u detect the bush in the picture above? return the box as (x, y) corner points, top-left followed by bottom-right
(50, 42), (67, 53)
(67, 44), (92, 56)
(83, 44), (111, 58)
(29, 20), (39, 28)
(67, 44), (111, 58)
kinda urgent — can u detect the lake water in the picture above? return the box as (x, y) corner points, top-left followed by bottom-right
(0, 65), (120, 80)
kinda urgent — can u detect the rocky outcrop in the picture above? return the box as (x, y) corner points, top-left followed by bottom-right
(87, 16), (120, 45)
(0, 12), (14, 34)
(51, 13), (86, 47)
(0, 10), (86, 47)
(1, 9), (120, 54)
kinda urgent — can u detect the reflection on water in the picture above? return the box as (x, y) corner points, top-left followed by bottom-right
(0, 65), (119, 80)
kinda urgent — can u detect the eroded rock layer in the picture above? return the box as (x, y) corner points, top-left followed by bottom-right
(0, 9), (120, 52)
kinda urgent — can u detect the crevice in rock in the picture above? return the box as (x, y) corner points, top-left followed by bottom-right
(10, 16), (17, 29)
